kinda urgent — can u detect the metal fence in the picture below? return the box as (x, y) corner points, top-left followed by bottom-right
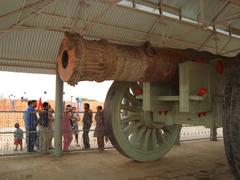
(0, 111), (223, 156)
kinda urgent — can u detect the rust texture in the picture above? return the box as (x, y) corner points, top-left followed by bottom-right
(57, 33), (239, 86)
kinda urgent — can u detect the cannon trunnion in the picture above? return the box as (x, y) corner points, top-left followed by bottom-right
(57, 33), (240, 179)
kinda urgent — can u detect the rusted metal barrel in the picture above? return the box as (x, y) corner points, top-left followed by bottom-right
(57, 33), (237, 86)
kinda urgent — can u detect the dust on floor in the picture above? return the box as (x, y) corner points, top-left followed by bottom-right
(0, 141), (234, 180)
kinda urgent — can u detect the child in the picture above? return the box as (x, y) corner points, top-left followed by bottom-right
(93, 106), (106, 150)
(14, 123), (24, 151)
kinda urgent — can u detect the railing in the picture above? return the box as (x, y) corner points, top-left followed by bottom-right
(180, 126), (223, 142)
(0, 111), (223, 156)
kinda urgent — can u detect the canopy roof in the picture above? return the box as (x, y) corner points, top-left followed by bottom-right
(0, 0), (239, 74)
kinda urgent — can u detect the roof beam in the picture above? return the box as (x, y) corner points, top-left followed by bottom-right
(219, 36), (232, 53)
(158, 0), (163, 15)
(123, 0), (239, 46)
(215, 11), (240, 24)
(70, 0), (88, 32)
(144, 14), (165, 40)
(0, 57), (56, 65)
(175, 0), (231, 42)
(229, 26), (240, 36)
(15, 0), (27, 24)
(126, 0), (181, 16)
(208, 0), (231, 26)
(8, 13), (216, 52)
(222, 47), (240, 55)
(0, 0), (43, 20)
(199, 0), (231, 28)
(10, 0), (57, 28)
(0, 0), (59, 39)
(132, 0), (136, 8)
(199, 0), (205, 24)
(80, 0), (121, 36)
(0, 62), (55, 71)
(0, 2), (237, 52)
(0, 64), (56, 74)
(0, 23), (207, 51)
(230, 0), (240, 6)
(198, 32), (215, 50)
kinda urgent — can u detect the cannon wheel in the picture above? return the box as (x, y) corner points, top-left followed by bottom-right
(223, 70), (240, 179)
(104, 81), (181, 162)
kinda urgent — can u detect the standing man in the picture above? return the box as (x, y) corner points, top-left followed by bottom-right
(82, 103), (92, 149)
(48, 105), (54, 149)
(26, 100), (38, 152)
(39, 102), (50, 154)
(94, 106), (106, 150)
(23, 100), (32, 147)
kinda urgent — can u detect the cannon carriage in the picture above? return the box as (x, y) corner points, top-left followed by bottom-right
(57, 33), (240, 174)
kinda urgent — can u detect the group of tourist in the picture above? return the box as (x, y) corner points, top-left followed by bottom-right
(13, 101), (108, 153)
(62, 103), (107, 151)
(14, 100), (55, 153)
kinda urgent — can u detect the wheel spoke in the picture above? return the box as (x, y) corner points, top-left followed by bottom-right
(142, 129), (151, 151)
(123, 122), (135, 136)
(121, 104), (141, 112)
(132, 126), (147, 147)
(125, 91), (141, 106)
(162, 126), (172, 135)
(129, 127), (140, 144)
(123, 122), (143, 137)
(137, 82), (143, 88)
(150, 129), (158, 150)
(121, 114), (143, 123)
(130, 83), (141, 96)
(156, 129), (167, 144)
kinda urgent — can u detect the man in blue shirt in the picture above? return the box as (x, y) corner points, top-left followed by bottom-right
(26, 100), (38, 152)
(23, 101), (32, 147)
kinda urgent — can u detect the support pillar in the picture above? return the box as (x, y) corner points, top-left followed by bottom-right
(210, 115), (217, 141)
(54, 70), (64, 157)
(175, 133), (181, 145)
(210, 127), (217, 141)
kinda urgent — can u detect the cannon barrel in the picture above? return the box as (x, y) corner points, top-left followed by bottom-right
(57, 33), (238, 86)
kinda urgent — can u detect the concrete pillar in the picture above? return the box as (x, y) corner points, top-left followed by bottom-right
(175, 133), (181, 145)
(210, 115), (217, 141)
(210, 127), (217, 141)
(54, 71), (64, 157)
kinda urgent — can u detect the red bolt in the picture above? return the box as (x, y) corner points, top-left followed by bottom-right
(197, 112), (202, 117)
(198, 88), (208, 96)
(135, 88), (143, 96)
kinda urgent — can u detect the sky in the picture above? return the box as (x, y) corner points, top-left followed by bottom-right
(0, 72), (113, 102)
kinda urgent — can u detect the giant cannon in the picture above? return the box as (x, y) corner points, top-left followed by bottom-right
(57, 33), (240, 178)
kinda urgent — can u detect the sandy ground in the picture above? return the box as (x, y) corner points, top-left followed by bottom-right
(0, 141), (234, 180)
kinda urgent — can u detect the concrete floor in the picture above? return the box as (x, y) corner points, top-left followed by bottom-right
(0, 141), (234, 180)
